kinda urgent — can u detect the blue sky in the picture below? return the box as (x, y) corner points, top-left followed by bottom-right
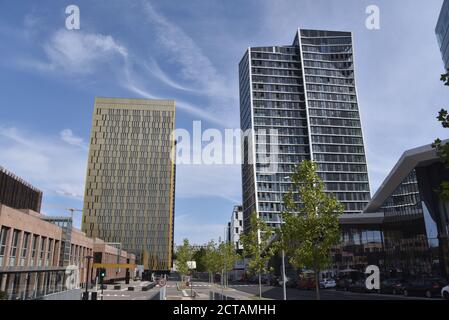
(0, 0), (448, 245)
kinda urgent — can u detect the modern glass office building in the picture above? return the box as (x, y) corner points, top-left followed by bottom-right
(239, 29), (371, 229)
(338, 142), (449, 278)
(82, 97), (176, 271)
(436, 0), (449, 70)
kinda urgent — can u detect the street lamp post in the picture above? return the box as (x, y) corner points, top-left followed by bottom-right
(277, 174), (290, 301)
(84, 255), (93, 300)
(280, 223), (287, 301)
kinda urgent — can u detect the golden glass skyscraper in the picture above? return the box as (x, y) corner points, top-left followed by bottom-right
(82, 97), (176, 271)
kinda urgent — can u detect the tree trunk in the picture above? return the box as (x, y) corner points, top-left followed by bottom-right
(258, 273), (262, 299)
(314, 270), (320, 300)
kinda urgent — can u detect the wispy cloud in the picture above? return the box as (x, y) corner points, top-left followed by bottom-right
(142, 2), (230, 98)
(0, 125), (87, 200)
(60, 129), (88, 150)
(122, 60), (229, 126)
(18, 29), (128, 75)
(144, 58), (197, 93)
(16, 25), (231, 126)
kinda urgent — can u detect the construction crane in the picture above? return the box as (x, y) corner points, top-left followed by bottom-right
(65, 208), (83, 221)
(42, 203), (82, 221)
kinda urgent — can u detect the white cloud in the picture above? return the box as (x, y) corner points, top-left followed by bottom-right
(19, 29), (128, 75)
(122, 65), (230, 126)
(60, 129), (87, 150)
(0, 125), (87, 201)
(144, 58), (197, 93)
(17, 26), (230, 127)
(141, 2), (239, 125)
(142, 2), (229, 98)
(45, 29), (127, 73)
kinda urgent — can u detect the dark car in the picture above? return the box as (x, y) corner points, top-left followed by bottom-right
(297, 278), (316, 290)
(286, 277), (298, 288)
(379, 278), (407, 295)
(248, 275), (259, 284)
(403, 278), (448, 298)
(336, 278), (352, 291)
(348, 280), (368, 293)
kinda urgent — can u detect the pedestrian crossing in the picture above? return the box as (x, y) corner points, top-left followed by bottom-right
(167, 284), (213, 288)
(230, 284), (258, 287)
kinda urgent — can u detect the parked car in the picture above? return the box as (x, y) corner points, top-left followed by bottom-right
(248, 275), (259, 284)
(336, 278), (352, 291)
(286, 277), (298, 288)
(267, 276), (282, 287)
(441, 285), (449, 300)
(348, 280), (369, 293)
(379, 278), (407, 295)
(260, 274), (276, 285)
(320, 279), (337, 289)
(403, 278), (448, 298)
(298, 278), (316, 290)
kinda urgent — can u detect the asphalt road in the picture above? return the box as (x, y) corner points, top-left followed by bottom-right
(89, 280), (161, 300)
(229, 284), (436, 300)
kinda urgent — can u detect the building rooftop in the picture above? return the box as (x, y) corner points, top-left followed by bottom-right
(364, 141), (446, 213)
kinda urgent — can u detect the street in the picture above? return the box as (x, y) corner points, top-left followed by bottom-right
(228, 284), (438, 300)
(85, 280), (444, 300)
(88, 280), (161, 301)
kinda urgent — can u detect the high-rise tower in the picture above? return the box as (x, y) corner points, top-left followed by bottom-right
(436, 0), (449, 70)
(239, 29), (371, 229)
(82, 97), (176, 271)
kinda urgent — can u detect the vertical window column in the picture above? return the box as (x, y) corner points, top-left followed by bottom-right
(9, 230), (21, 267)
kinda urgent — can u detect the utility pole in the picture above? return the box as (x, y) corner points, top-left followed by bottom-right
(83, 255), (93, 300)
(278, 175), (290, 301)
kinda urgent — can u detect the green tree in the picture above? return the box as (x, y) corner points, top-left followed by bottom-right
(175, 239), (193, 283)
(281, 160), (344, 300)
(218, 241), (241, 287)
(193, 247), (207, 272)
(432, 70), (449, 200)
(201, 240), (221, 283)
(240, 212), (274, 299)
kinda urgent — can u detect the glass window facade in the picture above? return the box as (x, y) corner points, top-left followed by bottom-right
(436, 0), (449, 70)
(239, 29), (370, 229)
(332, 169), (447, 278)
(82, 98), (176, 271)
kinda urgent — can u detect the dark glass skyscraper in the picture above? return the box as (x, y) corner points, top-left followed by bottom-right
(239, 29), (371, 229)
(436, 0), (449, 70)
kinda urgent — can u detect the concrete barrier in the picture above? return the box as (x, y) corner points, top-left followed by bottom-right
(210, 291), (236, 300)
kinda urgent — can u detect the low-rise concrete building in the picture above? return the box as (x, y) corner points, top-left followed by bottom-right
(0, 204), (93, 299)
(0, 204), (135, 299)
(92, 239), (135, 283)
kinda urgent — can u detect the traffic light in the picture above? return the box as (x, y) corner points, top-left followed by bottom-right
(98, 268), (106, 283)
